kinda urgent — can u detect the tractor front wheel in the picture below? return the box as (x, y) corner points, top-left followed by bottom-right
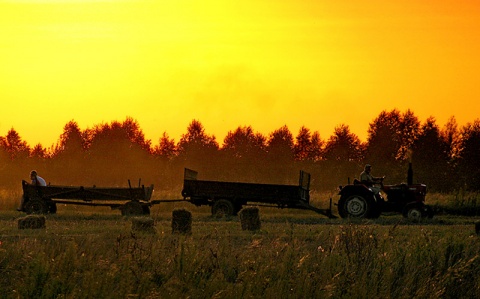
(403, 204), (425, 221)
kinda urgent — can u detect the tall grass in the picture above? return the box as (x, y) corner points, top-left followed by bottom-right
(0, 214), (479, 298)
(428, 191), (480, 216)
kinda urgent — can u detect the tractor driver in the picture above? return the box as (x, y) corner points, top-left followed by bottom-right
(360, 164), (384, 194)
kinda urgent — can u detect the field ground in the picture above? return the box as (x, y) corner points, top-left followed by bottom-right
(1, 201), (479, 298)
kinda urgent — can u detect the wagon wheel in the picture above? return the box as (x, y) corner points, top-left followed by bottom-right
(211, 199), (234, 217)
(24, 199), (48, 215)
(122, 201), (144, 216)
(338, 194), (372, 218)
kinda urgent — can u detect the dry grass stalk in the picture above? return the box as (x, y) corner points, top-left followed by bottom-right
(239, 207), (261, 231)
(172, 208), (192, 234)
(131, 217), (156, 234)
(18, 215), (46, 230)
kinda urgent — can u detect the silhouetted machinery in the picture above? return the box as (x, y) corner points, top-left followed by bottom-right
(337, 163), (433, 220)
(182, 168), (335, 218)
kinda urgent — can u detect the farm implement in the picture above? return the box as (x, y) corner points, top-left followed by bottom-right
(181, 168), (336, 218)
(18, 169), (336, 218)
(20, 180), (154, 216)
(18, 165), (431, 220)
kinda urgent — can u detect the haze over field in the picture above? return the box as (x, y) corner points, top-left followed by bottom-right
(1, 0), (479, 146)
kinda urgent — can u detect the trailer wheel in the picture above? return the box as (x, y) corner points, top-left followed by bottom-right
(122, 201), (144, 216)
(24, 199), (48, 215)
(212, 199), (234, 217)
(338, 194), (372, 218)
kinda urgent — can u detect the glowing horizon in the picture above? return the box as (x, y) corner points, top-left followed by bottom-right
(1, 0), (479, 147)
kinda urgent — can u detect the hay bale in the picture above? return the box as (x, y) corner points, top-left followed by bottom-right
(239, 207), (261, 231)
(131, 217), (156, 234)
(18, 215), (46, 230)
(476, 221), (480, 235)
(172, 209), (192, 234)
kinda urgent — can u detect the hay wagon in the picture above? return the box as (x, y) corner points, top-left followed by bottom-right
(181, 168), (335, 218)
(19, 180), (154, 216)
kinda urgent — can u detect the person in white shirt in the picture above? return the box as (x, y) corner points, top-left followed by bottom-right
(30, 170), (47, 186)
(17, 170), (48, 211)
(359, 164), (384, 194)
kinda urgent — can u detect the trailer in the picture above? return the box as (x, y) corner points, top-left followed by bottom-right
(19, 180), (154, 216)
(18, 169), (335, 218)
(181, 168), (335, 218)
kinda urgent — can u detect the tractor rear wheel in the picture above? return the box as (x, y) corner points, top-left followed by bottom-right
(212, 199), (234, 217)
(338, 194), (373, 218)
(24, 199), (48, 215)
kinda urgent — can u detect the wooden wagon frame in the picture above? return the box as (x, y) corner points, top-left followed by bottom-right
(20, 180), (154, 216)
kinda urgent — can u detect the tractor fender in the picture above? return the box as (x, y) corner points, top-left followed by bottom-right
(339, 184), (374, 198)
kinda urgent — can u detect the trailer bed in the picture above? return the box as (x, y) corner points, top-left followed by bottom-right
(20, 180), (154, 215)
(181, 169), (335, 218)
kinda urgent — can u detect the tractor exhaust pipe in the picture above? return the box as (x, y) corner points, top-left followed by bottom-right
(407, 163), (413, 185)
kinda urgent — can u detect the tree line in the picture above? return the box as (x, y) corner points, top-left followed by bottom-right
(1, 110), (479, 193)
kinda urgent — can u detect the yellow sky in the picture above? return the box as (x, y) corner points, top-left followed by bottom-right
(1, 0), (479, 147)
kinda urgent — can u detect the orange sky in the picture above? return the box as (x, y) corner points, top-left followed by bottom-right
(1, 0), (479, 147)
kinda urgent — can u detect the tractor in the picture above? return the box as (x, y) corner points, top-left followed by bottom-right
(337, 164), (434, 220)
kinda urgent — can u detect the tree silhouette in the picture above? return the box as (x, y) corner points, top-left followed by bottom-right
(48, 120), (86, 184)
(122, 117), (152, 153)
(441, 116), (461, 161)
(221, 126), (267, 181)
(0, 128), (30, 160)
(153, 132), (177, 159)
(322, 124), (364, 185)
(52, 120), (84, 156)
(267, 125), (294, 161)
(1, 111), (480, 193)
(324, 124), (364, 162)
(30, 143), (47, 159)
(411, 117), (451, 191)
(397, 109), (420, 161)
(223, 126), (266, 159)
(178, 120), (218, 153)
(457, 119), (480, 191)
(78, 119), (152, 185)
(294, 126), (324, 161)
(177, 120), (219, 175)
(0, 128), (31, 187)
(365, 109), (403, 179)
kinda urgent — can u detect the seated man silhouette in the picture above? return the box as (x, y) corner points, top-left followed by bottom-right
(17, 170), (47, 211)
(359, 164), (384, 196)
(30, 170), (47, 186)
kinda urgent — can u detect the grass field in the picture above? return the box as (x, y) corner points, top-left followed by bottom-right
(1, 206), (479, 298)
(1, 190), (479, 298)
